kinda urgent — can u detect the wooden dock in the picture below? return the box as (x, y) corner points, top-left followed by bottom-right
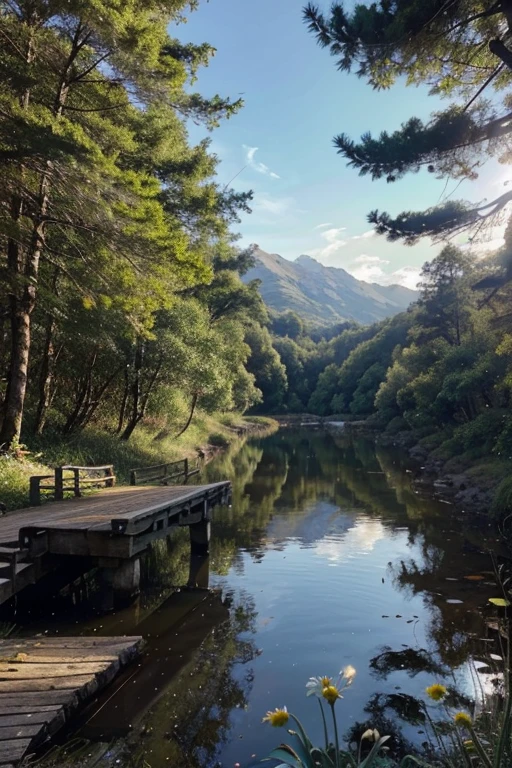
(0, 482), (231, 606)
(0, 635), (143, 766)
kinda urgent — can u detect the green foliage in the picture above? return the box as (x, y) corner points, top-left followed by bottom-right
(272, 311), (305, 340)
(0, 0), (259, 448)
(304, 0), (512, 256)
(492, 476), (512, 519)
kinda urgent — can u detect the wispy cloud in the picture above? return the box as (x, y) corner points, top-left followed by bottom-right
(314, 222), (332, 230)
(253, 193), (293, 216)
(351, 229), (376, 240)
(310, 226), (347, 259)
(353, 254), (389, 265)
(243, 145), (280, 179)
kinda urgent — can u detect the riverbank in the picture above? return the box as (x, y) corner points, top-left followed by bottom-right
(333, 419), (512, 527)
(1, 413), (277, 511)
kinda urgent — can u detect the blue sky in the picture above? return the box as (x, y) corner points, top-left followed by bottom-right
(177, 0), (507, 288)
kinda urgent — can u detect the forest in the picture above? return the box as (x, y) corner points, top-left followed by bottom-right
(2, 0), (512, 520)
(0, 0), (286, 456)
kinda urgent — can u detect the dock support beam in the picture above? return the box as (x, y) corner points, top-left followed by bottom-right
(99, 558), (141, 610)
(189, 519), (211, 557)
(112, 558), (140, 604)
(187, 554), (210, 589)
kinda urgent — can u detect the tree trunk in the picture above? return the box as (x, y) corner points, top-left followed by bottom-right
(34, 270), (60, 435)
(120, 342), (143, 441)
(172, 392), (199, 439)
(120, 346), (161, 441)
(116, 367), (130, 434)
(75, 365), (122, 431)
(1, 21), (88, 447)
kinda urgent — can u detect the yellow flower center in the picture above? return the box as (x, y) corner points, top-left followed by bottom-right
(321, 676), (331, 687)
(262, 708), (289, 727)
(454, 712), (472, 728)
(425, 683), (447, 702)
(322, 685), (340, 705)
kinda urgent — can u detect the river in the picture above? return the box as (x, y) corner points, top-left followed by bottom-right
(12, 428), (505, 768)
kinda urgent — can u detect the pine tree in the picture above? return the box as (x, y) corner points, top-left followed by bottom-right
(0, 0), (245, 448)
(303, 1), (512, 246)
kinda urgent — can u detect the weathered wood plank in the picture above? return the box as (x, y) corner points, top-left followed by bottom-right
(0, 706), (61, 717)
(0, 673), (97, 693)
(0, 661), (111, 679)
(0, 652), (123, 663)
(0, 740), (31, 763)
(0, 724), (41, 740)
(0, 637), (140, 650)
(0, 635), (143, 765)
(0, 692), (75, 706)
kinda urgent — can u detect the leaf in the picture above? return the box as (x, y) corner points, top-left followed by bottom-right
(360, 735), (391, 768)
(464, 575), (485, 581)
(268, 747), (303, 768)
(488, 598), (510, 607)
(310, 747), (336, 768)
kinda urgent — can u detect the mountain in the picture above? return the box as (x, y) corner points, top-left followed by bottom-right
(243, 246), (418, 325)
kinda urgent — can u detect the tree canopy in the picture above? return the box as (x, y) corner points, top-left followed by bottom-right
(304, 0), (512, 249)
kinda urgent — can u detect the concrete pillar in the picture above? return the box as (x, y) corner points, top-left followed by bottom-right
(189, 519), (211, 557)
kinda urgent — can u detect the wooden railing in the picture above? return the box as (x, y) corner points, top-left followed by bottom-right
(129, 458), (200, 486)
(29, 465), (115, 506)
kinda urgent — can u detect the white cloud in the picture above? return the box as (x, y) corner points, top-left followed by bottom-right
(350, 256), (421, 289)
(353, 254), (390, 265)
(309, 226), (348, 259)
(314, 222), (333, 230)
(243, 145), (280, 179)
(351, 229), (376, 240)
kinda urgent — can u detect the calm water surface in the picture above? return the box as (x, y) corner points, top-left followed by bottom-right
(12, 428), (503, 767)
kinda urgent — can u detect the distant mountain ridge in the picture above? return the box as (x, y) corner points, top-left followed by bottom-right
(243, 246), (417, 325)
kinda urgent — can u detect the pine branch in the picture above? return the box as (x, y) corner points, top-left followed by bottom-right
(489, 38), (512, 70)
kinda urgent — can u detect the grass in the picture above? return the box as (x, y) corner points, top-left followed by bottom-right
(2, 412), (277, 511)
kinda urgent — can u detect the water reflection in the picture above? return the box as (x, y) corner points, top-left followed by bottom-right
(21, 429), (506, 768)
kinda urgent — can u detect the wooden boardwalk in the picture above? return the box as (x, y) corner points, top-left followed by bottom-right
(0, 635), (143, 766)
(0, 482), (231, 605)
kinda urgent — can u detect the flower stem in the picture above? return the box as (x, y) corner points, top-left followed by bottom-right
(318, 698), (329, 751)
(330, 703), (340, 768)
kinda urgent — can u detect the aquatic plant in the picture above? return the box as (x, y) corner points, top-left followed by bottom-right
(262, 644), (512, 768)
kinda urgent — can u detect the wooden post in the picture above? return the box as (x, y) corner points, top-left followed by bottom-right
(29, 477), (41, 506)
(184, 458), (189, 478)
(130, 469), (136, 486)
(105, 465), (115, 488)
(54, 467), (63, 501)
(72, 467), (80, 497)
(187, 554), (210, 589)
(112, 558), (141, 603)
(189, 518), (211, 556)
(162, 462), (169, 486)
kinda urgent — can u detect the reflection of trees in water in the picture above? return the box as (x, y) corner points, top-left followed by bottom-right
(126, 591), (258, 768)
(370, 646), (447, 680)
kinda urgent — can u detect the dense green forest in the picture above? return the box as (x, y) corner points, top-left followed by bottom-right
(0, 0), (287, 451)
(3, 0), (512, 527)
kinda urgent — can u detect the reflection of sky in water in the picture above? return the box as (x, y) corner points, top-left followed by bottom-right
(314, 517), (388, 564)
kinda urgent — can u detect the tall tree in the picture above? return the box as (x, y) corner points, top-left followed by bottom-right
(0, 0), (243, 448)
(303, 1), (512, 248)
(415, 245), (475, 346)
